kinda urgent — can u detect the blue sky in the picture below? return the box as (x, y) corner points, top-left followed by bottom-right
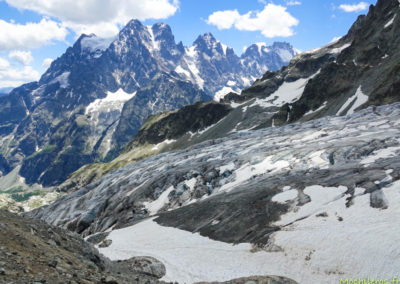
(0, 0), (376, 88)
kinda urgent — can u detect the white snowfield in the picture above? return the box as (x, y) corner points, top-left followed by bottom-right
(214, 86), (237, 102)
(50, 71), (70, 89)
(85, 88), (137, 115)
(83, 88), (137, 155)
(100, 179), (400, 284)
(250, 70), (320, 109)
(329, 43), (351, 54)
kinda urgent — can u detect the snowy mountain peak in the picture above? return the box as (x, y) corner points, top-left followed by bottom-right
(271, 41), (293, 50)
(255, 42), (268, 55)
(239, 41), (298, 73)
(244, 43), (269, 57)
(151, 23), (174, 42)
(193, 33), (231, 58)
(194, 32), (217, 45)
(122, 19), (143, 32)
(243, 42), (296, 60)
(152, 22), (171, 35)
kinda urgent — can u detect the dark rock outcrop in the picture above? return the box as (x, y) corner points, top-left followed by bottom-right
(0, 210), (163, 283)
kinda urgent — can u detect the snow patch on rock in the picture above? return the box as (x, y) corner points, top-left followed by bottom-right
(384, 14), (396, 28)
(50, 72), (70, 88)
(86, 89), (137, 115)
(337, 86), (368, 115)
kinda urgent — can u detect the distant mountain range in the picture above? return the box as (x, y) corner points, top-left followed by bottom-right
(0, 19), (297, 188)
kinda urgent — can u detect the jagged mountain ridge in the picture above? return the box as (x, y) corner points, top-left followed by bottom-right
(0, 19), (297, 189)
(59, 0), (400, 194)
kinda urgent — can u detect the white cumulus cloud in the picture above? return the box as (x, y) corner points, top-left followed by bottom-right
(5, 0), (180, 37)
(207, 10), (241, 30)
(0, 18), (68, 51)
(42, 58), (54, 70)
(9, 50), (34, 65)
(339, 2), (369, 12)
(207, 4), (299, 38)
(0, 57), (40, 88)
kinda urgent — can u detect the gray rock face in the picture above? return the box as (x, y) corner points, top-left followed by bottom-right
(0, 19), (296, 188)
(122, 256), (166, 279)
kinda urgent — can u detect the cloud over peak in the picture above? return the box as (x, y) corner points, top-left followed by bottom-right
(339, 2), (369, 12)
(206, 4), (299, 38)
(0, 57), (40, 88)
(0, 18), (67, 51)
(9, 51), (33, 66)
(4, 0), (180, 37)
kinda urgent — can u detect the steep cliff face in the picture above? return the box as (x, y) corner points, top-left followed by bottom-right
(127, 102), (232, 148)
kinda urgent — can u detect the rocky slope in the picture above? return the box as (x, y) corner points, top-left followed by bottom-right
(0, 19), (296, 194)
(29, 102), (400, 283)
(0, 209), (166, 283)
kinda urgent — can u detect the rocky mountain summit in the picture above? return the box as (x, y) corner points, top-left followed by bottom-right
(0, 19), (296, 196)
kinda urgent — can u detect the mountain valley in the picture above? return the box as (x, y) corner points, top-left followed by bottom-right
(1, 0), (400, 283)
